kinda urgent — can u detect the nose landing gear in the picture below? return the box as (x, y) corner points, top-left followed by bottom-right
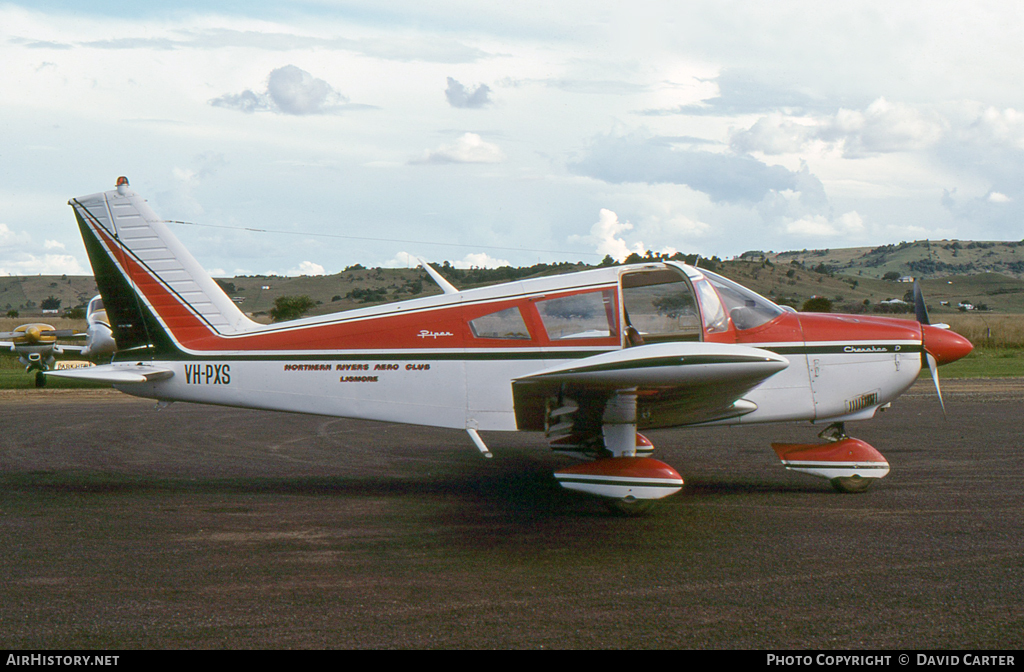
(772, 422), (890, 493)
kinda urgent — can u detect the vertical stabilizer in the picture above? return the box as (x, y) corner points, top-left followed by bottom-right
(70, 178), (258, 351)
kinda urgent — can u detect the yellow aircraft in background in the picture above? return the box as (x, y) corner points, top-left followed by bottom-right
(1, 296), (117, 387)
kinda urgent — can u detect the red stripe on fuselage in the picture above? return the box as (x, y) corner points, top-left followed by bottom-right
(88, 219), (622, 353)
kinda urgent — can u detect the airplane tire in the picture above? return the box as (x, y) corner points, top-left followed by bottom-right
(34, 371), (46, 388)
(605, 497), (656, 516)
(830, 476), (872, 494)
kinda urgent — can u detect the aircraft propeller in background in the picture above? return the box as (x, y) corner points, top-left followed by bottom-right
(1, 295), (117, 387)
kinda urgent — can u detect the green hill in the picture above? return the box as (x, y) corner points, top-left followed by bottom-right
(0, 275), (98, 316)
(762, 240), (1024, 280)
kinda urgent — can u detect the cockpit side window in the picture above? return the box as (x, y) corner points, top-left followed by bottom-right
(620, 269), (701, 342)
(700, 269), (784, 330)
(693, 278), (728, 334)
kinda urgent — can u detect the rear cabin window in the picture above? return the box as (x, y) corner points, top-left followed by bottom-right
(469, 307), (531, 340)
(536, 289), (618, 340)
(621, 269), (701, 342)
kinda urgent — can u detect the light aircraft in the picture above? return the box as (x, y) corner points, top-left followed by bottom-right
(1, 295), (116, 387)
(51, 177), (973, 513)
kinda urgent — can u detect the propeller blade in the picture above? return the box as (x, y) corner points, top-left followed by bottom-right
(915, 281), (947, 418)
(925, 352), (946, 419)
(913, 280), (930, 326)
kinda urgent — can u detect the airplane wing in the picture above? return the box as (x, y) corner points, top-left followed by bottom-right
(512, 342), (788, 433)
(45, 363), (174, 384)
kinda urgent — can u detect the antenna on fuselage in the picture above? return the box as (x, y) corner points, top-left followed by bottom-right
(416, 256), (459, 295)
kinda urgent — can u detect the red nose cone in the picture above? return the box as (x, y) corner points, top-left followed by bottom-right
(922, 324), (974, 366)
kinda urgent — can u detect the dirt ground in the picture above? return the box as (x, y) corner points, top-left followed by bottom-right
(0, 380), (1021, 649)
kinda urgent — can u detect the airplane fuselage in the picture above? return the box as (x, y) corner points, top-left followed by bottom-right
(106, 263), (926, 432)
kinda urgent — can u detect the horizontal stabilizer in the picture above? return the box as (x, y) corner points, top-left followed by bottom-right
(45, 363), (174, 384)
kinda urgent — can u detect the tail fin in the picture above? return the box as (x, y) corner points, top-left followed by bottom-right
(70, 177), (257, 353)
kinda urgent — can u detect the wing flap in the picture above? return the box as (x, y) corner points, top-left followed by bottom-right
(45, 363), (174, 384)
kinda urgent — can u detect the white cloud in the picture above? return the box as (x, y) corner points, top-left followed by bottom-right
(0, 253), (84, 276)
(445, 77), (492, 108)
(383, 250), (510, 271)
(286, 261), (326, 276)
(988, 192), (1011, 203)
(730, 114), (817, 155)
(784, 216), (838, 238)
(453, 252), (510, 268)
(211, 65), (349, 115)
(733, 98), (946, 158)
(154, 153), (227, 219)
(954, 105), (1024, 151)
(824, 98), (946, 156)
(784, 211), (864, 238)
(0, 223), (32, 247)
(410, 133), (505, 164)
(267, 65), (347, 115)
(570, 131), (812, 205)
(574, 208), (646, 261)
(382, 251), (421, 268)
(0, 223), (84, 275)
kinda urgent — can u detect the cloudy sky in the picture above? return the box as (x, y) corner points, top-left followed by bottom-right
(2, 1), (1023, 277)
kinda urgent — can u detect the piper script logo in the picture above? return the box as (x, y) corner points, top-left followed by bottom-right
(418, 330), (454, 339)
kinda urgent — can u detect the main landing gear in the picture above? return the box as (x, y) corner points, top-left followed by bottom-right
(553, 448), (684, 516)
(549, 392), (683, 515)
(772, 422), (890, 493)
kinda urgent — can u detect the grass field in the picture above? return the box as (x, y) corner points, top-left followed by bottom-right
(0, 368), (107, 390)
(940, 313), (1024, 348)
(932, 346), (1024, 378)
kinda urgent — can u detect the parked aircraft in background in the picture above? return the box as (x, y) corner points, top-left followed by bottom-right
(1, 295), (116, 387)
(51, 178), (973, 513)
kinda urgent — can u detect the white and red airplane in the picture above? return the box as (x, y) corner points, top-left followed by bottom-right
(51, 177), (973, 513)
